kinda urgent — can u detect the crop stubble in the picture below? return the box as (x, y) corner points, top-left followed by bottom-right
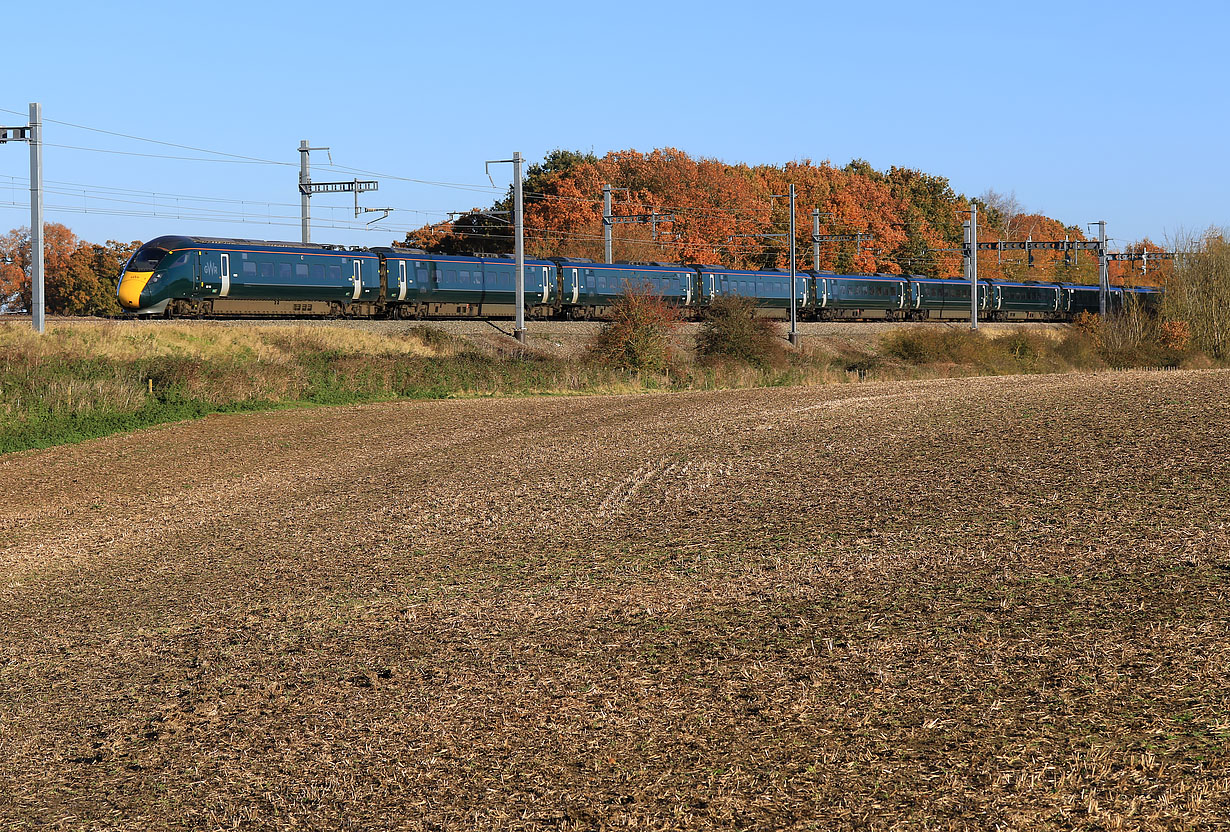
(0, 370), (1228, 829)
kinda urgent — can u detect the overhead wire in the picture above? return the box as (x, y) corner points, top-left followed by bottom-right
(1, 173), (459, 225)
(5, 106), (897, 228)
(1, 105), (506, 193)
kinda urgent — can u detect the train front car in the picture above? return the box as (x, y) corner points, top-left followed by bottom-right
(117, 235), (196, 314)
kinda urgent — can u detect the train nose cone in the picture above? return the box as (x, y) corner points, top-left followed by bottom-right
(117, 271), (154, 310)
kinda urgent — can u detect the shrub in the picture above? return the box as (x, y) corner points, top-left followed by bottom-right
(1054, 330), (1104, 368)
(1072, 311), (1102, 342)
(695, 294), (785, 368)
(1158, 320), (1191, 351)
(588, 282), (679, 373)
(882, 329), (992, 366)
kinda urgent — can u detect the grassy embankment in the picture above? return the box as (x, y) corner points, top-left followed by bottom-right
(0, 315), (1213, 455)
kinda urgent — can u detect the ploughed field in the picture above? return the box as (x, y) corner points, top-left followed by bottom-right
(1, 371), (1228, 829)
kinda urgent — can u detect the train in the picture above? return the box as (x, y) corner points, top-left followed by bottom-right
(116, 235), (1162, 322)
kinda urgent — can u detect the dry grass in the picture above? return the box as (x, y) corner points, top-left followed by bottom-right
(0, 320), (450, 363)
(1, 370), (1228, 829)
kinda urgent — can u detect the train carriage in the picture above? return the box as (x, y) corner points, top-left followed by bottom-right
(555, 260), (694, 318)
(816, 273), (907, 320)
(375, 249), (556, 318)
(699, 267), (808, 319)
(1061, 283), (1102, 316)
(985, 281), (1062, 321)
(904, 276), (990, 321)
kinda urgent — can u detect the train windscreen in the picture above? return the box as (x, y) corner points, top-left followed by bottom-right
(127, 243), (170, 272)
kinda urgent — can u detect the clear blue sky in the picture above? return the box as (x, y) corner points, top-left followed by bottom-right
(2, 0), (1226, 252)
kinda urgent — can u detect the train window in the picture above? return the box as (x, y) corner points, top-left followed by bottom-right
(310, 264), (325, 283)
(258, 262), (274, 279)
(327, 264), (342, 281)
(278, 263), (292, 281)
(446, 270), (457, 285)
(242, 261), (257, 276)
(295, 264), (309, 278)
(459, 270), (469, 284)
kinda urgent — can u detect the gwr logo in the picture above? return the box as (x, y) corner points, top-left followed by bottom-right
(203, 261), (219, 276)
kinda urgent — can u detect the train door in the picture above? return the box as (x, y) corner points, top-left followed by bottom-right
(219, 253), (231, 296)
(351, 260), (362, 300)
(565, 268), (579, 304)
(397, 260), (407, 301)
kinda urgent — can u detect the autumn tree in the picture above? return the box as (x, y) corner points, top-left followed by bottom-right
(0, 224), (136, 315)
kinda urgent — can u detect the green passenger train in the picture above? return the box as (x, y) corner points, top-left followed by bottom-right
(117, 235), (1161, 321)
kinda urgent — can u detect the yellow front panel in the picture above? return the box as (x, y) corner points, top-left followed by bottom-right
(117, 271), (153, 310)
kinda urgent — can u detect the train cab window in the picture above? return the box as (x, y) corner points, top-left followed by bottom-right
(127, 244), (169, 272)
(168, 252), (191, 268)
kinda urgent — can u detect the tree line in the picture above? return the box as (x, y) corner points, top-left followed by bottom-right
(405, 148), (1173, 286)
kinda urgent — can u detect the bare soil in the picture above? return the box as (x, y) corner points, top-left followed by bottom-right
(1, 370), (1228, 830)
